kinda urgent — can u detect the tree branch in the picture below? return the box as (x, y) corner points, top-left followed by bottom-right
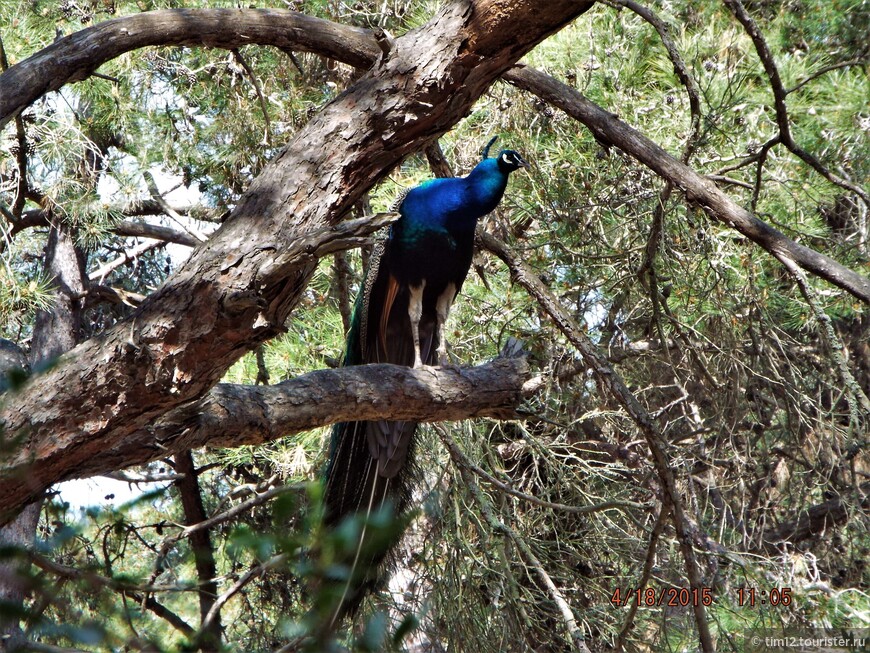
(143, 171), (208, 243)
(174, 451), (222, 651)
(87, 284), (146, 308)
(15, 205), (208, 247)
(27, 551), (196, 636)
(786, 58), (868, 94)
(439, 424), (591, 653)
(87, 239), (166, 282)
(478, 231), (715, 653)
(197, 553), (287, 645)
(0, 9), (381, 129)
(113, 220), (199, 247)
(502, 65), (870, 304)
(441, 428), (644, 515)
(1, 357), (529, 516)
(723, 0), (870, 207)
(761, 483), (870, 554)
(616, 502), (671, 650)
(2, 6), (865, 304)
(602, 0), (701, 160)
(156, 484), (302, 559)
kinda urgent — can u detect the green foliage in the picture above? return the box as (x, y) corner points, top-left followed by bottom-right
(0, 264), (53, 330)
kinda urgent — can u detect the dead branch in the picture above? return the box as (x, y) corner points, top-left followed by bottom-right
(87, 240), (166, 282)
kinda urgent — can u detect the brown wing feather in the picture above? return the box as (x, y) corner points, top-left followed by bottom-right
(379, 274), (400, 362)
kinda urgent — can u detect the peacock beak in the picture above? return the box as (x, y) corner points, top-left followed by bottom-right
(517, 155), (530, 169)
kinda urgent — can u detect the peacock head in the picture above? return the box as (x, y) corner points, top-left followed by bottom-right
(496, 149), (529, 173)
(481, 136), (529, 172)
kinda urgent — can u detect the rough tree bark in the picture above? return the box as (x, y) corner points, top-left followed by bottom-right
(3, 357), (527, 498)
(0, 0), (594, 517)
(2, 9), (866, 303)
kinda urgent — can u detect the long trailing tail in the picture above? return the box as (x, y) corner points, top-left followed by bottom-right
(317, 239), (426, 628)
(321, 417), (418, 622)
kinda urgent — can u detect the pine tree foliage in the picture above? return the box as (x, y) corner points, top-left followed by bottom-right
(0, 0), (867, 651)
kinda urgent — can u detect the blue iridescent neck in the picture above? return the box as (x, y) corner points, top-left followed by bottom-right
(466, 158), (509, 213)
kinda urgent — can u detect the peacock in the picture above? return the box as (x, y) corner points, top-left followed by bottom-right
(321, 137), (528, 623)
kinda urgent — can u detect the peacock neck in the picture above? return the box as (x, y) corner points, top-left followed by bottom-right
(464, 159), (509, 216)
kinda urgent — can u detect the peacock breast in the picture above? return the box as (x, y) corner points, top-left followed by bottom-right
(389, 220), (475, 290)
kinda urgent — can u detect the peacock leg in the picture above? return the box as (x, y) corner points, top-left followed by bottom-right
(408, 282), (425, 368)
(435, 283), (456, 366)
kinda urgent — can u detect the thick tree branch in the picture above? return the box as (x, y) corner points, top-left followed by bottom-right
(0, 9), (381, 129)
(113, 220), (199, 247)
(2, 6), (865, 304)
(87, 284), (146, 308)
(1, 357), (529, 515)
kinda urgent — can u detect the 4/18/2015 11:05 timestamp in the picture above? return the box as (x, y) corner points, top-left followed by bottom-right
(610, 587), (793, 607)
